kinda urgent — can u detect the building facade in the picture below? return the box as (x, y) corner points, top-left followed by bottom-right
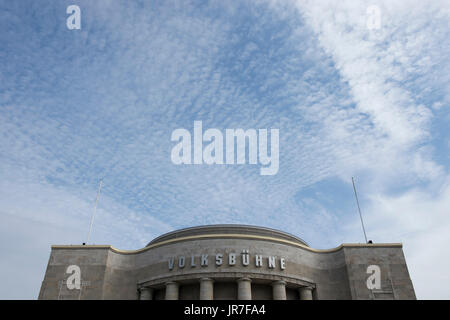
(38, 224), (416, 300)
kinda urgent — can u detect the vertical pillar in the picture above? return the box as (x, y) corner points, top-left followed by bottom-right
(165, 282), (179, 300)
(139, 287), (153, 300)
(299, 286), (313, 300)
(272, 281), (287, 300)
(199, 278), (214, 300)
(237, 278), (252, 300)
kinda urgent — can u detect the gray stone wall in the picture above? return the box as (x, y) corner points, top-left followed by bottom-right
(38, 226), (416, 300)
(342, 246), (416, 300)
(38, 247), (109, 300)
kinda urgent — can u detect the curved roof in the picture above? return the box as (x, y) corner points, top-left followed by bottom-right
(146, 224), (309, 247)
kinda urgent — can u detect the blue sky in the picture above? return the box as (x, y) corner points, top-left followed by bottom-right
(0, 0), (449, 299)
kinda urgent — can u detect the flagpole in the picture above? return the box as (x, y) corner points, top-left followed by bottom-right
(86, 179), (103, 244)
(352, 177), (368, 243)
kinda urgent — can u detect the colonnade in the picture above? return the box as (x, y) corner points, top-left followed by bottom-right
(139, 278), (314, 300)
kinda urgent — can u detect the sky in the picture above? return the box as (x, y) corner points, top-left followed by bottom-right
(0, 0), (448, 299)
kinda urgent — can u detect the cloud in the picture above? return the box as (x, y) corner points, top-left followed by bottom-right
(290, 0), (450, 298)
(293, 0), (449, 182)
(364, 177), (450, 299)
(0, 0), (448, 299)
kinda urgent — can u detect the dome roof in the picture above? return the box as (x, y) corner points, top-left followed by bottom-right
(146, 224), (309, 247)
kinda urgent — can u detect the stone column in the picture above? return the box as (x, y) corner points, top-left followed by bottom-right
(199, 278), (214, 300)
(165, 282), (179, 300)
(272, 281), (287, 300)
(299, 286), (313, 300)
(139, 287), (153, 300)
(237, 278), (252, 300)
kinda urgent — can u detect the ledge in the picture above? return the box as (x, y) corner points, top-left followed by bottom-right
(51, 233), (402, 255)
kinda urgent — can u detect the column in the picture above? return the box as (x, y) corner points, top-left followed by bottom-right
(299, 286), (313, 300)
(139, 287), (153, 300)
(237, 278), (252, 300)
(165, 281), (179, 300)
(272, 281), (287, 300)
(199, 278), (214, 300)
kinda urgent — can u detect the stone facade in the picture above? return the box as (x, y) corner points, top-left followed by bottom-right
(38, 225), (416, 300)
